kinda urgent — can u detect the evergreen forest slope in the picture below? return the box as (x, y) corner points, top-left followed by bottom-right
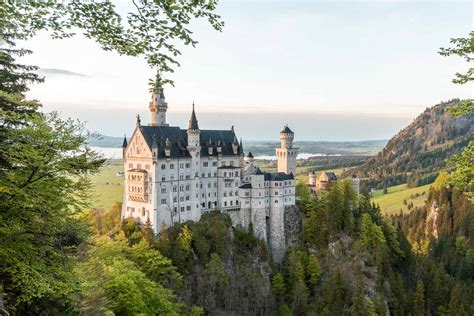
(346, 99), (473, 190)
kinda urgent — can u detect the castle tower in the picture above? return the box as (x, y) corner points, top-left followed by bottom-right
(187, 103), (201, 219)
(149, 83), (168, 126)
(276, 125), (298, 175)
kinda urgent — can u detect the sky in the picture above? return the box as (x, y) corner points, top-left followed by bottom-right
(20, 0), (473, 141)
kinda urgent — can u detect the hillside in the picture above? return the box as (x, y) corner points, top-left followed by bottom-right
(346, 99), (473, 190)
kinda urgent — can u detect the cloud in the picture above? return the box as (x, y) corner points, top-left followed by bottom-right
(38, 68), (90, 78)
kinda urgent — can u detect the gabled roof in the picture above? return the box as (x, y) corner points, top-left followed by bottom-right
(325, 171), (338, 181)
(136, 125), (242, 158)
(264, 172), (294, 181)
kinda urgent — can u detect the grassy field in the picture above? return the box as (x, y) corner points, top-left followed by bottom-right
(371, 183), (431, 216)
(88, 160), (123, 210)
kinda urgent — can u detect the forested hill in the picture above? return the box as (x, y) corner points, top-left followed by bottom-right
(346, 99), (473, 189)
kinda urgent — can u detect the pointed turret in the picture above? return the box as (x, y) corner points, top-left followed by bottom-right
(122, 134), (128, 148)
(122, 134), (128, 159)
(187, 102), (201, 149)
(188, 102), (199, 130)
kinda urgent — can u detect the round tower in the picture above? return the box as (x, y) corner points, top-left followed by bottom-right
(149, 83), (168, 126)
(308, 171), (316, 186)
(275, 125), (298, 175)
(279, 125), (294, 149)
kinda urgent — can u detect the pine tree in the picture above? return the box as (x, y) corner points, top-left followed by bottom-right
(142, 217), (155, 245)
(448, 282), (466, 316)
(414, 279), (425, 316)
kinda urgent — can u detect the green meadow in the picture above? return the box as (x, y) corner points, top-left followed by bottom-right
(371, 183), (432, 216)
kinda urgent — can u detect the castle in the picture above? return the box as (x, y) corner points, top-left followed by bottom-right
(121, 86), (298, 261)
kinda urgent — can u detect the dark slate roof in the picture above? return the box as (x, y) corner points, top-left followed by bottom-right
(200, 129), (242, 156)
(255, 167), (264, 175)
(264, 172), (294, 181)
(139, 125), (190, 158)
(325, 171), (338, 181)
(188, 104), (199, 130)
(280, 125), (294, 134)
(138, 125), (242, 158)
(122, 135), (128, 148)
(247, 152), (254, 158)
(239, 183), (252, 189)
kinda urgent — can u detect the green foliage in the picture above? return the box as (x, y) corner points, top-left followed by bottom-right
(413, 279), (425, 316)
(272, 272), (286, 298)
(75, 235), (182, 315)
(1, 1), (224, 85)
(0, 42), (104, 313)
(448, 141), (474, 199)
(439, 31), (473, 86)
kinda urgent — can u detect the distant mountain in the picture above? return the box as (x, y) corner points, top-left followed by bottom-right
(346, 99), (473, 190)
(87, 134), (387, 157)
(87, 135), (124, 148)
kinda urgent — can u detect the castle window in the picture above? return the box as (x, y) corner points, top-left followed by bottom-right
(236, 200), (239, 205)
(275, 191), (278, 195)
(224, 201), (227, 206)
(129, 163), (133, 168)
(235, 171), (239, 176)
(186, 185), (190, 191)
(212, 161), (218, 166)
(137, 164), (142, 169)
(203, 162), (208, 167)
(180, 163), (184, 168)
(161, 199), (166, 204)
(142, 208), (145, 216)
(275, 200), (278, 204)
(180, 207), (185, 212)
(180, 196), (184, 202)
(145, 164), (150, 170)
(230, 201), (233, 206)
(161, 188), (166, 194)
(208, 183), (211, 188)
(235, 191), (238, 196)
(173, 197), (177, 202)
(170, 164), (174, 169)
(162, 176), (166, 182)
(173, 186), (177, 192)
(180, 185), (184, 191)
(202, 173), (205, 178)
(186, 206), (191, 211)
(224, 172), (227, 177)
(186, 163), (190, 168)
(170, 175), (174, 180)
(224, 192), (227, 197)
(180, 175), (184, 180)
(186, 196), (190, 201)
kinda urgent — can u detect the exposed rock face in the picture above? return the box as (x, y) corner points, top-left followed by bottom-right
(426, 201), (439, 239)
(284, 205), (302, 249)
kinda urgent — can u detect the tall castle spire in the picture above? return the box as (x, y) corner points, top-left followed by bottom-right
(188, 102), (199, 130)
(148, 75), (168, 126)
